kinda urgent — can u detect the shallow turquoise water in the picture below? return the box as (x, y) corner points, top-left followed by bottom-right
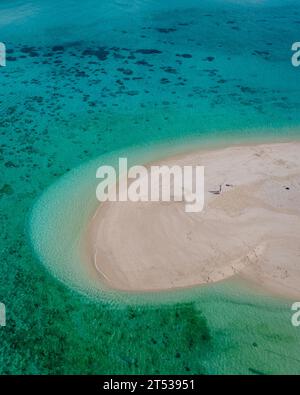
(1, 0), (300, 374)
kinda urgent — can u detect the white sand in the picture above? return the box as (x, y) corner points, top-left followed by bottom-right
(87, 142), (300, 299)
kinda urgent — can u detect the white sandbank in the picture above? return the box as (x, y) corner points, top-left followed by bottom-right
(87, 142), (300, 299)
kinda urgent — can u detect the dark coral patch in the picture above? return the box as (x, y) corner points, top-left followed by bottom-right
(135, 49), (162, 54)
(157, 28), (177, 33)
(82, 47), (110, 61)
(176, 53), (192, 58)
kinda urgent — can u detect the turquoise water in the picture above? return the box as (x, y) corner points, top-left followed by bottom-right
(1, 0), (300, 374)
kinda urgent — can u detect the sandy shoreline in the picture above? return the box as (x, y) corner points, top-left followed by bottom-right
(87, 141), (300, 299)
